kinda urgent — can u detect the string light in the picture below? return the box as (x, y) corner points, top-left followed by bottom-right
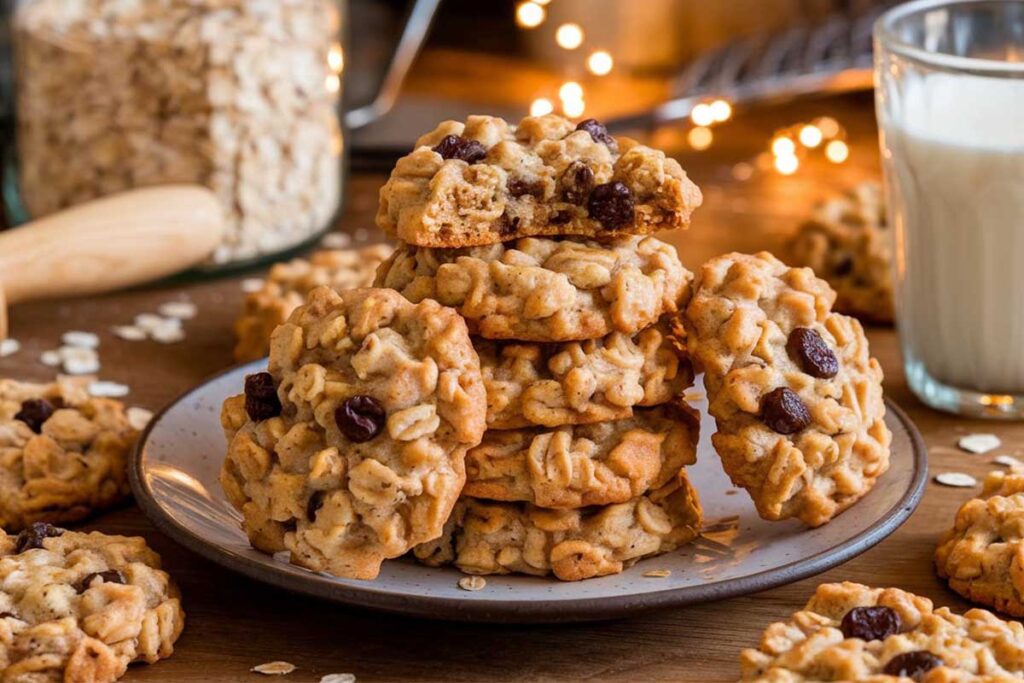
(516, 2), (546, 28)
(690, 103), (714, 127)
(530, 97), (554, 116)
(587, 50), (614, 76)
(709, 99), (732, 123)
(815, 116), (841, 138)
(688, 126), (713, 150)
(798, 125), (823, 148)
(771, 136), (796, 157)
(563, 97), (585, 118)
(556, 23), (584, 50)
(774, 154), (799, 175)
(559, 81), (583, 102)
(825, 140), (849, 163)
(328, 43), (344, 73)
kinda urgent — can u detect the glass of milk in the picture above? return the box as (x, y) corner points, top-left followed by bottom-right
(875, 0), (1024, 419)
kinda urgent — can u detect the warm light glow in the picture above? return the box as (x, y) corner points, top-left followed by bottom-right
(325, 74), (341, 94)
(825, 139), (849, 163)
(587, 50), (614, 76)
(799, 125), (823, 148)
(709, 99), (732, 122)
(774, 154), (799, 175)
(772, 136), (796, 157)
(563, 97), (585, 118)
(559, 81), (584, 102)
(815, 116), (841, 138)
(530, 97), (554, 116)
(690, 103), (714, 127)
(534, 0), (552, 4)
(328, 43), (344, 73)
(556, 23), (584, 50)
(732, 162), (753, 181)
(688, 126), (713, 151)
(516, 2), (546, 28)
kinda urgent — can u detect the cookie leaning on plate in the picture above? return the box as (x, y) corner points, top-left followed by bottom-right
(375, 234), (692, 342)
(0, 524), (184, 682)
(376, 114), (702, 248)
(684, 252), (891, 527)
(220, 286), (487, 580)
(739, 581), (1024, 681)
(0, 378), (138, 531)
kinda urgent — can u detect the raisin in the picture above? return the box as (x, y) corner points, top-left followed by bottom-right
(587, 181), (635, 229)
(15, 522), (63, 553)
(507, 177), (544, 198)
(550, 210), (573, 225)
(432, 135), (486, 163)
(75, 570), (124, 594)
(575, 118), (618, 152)
(834, 255), (854, 277)
(14, 399), (55, 434)
(760, 387), (811, 434)
(559, 161), (595, 204)
(494, 212), (521, 236)
(787, 328), (839, 379)
(244, 372), (281, 422)
(0, 612), (14, 619)
(840, 605), (901, 641)
(882, 651), (942, 678)
(335, 395), (385, 443)
(307, 491), (325, 522)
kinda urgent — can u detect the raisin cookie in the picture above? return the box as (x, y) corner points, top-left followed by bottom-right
(0, 378), (138, 531)
(464, 402), (699, 508)
(220, 286), (487, 580)
(740, 581), (1024, 681)
(233, 244), (394, 362)
(684, 252), (891, 527)
(788, 182), (893, 324)
(376, 235), (691, 342)
(478, 316), (692, 429)
(0, 523), (184, 682)
(376, 114), (702, 248)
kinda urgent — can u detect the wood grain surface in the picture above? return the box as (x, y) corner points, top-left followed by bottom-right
(2, 93), (1021, 682)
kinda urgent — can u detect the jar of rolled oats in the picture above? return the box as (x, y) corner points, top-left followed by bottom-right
(8, 0), (347, 269)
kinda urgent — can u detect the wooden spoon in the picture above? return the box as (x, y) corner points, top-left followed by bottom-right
(0, 185), (224, 339)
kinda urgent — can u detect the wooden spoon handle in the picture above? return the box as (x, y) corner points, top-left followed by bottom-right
(0, 185), (223, 305)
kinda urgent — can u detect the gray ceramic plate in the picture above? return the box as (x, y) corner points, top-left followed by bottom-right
(131, 361), (927, 623)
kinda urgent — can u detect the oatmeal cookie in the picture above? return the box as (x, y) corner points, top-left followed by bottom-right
(479, 316), (692, 429)
(376, 235), (691, 342)
(220, 286), (487, 580)
(684, 252), (891, 527)
(788, 182), (893, 323)
(0, 378), (138, 532)
(414, 472), (702, 581)
(233, 244), (394, 362)
(376, 114), (702, 248)
(464, 402), (699, 508)
(740, 581), (1024, 681)
(0, 523), (184, 682)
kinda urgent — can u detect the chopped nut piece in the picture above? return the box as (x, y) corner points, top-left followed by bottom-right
(61, 331), (99, 349)
(88, 381), (130, 398)
(458, 576), (487, 591)
(320, 675), (356, 683)
(958, 433), (1001, 455)
(252, 661), (297, 676)
(642, 569), (671, 578)
(935, 472), (978, 488)
(126, 407), (154, 431)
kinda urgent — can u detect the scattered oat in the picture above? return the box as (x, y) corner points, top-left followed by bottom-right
(994, 454), (1024, 469)
(958, 433), (1001, 455)
(126, 407), (154, 431)
(112, 325), (147, 341)
(61, 331), (100, 349)
(457, 576), (486, 592)
(251, 661), (296, 675)
(643, 569), (671, 578)
(151, 324), (186, 344)
(88, 381), (130, 398)
(320, 675), (356, 683)
(40, 350), (61, 367)
(241, 278), (265, 293)
(935, 472), (978, 488)
(0, 339), (20, 357)
(158, 301), (197, 319)
(321, 232), (351, 249)
(272, 550), (291, 564)
(60, 347), (100, 375)
(134, 313), (168, 332)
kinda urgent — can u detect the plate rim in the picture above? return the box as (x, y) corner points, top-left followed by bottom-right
(130, 361), (928, 624)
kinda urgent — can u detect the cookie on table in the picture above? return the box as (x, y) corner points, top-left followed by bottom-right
(233, 244), (394, 362)
(375, 235), (691, 342)
(788, 182), (893, 324)
(414, 472), (702, 581)
(464, 402), (699, 508)
(220, 286), (487, 580)
(0, 524), (184, 682)
(684, 252), (891, 527)
(478, 315), (693, 429)
(376, 114), (702, 248)
(0, 378), (138, 532)
(740, 581), (1024, 681)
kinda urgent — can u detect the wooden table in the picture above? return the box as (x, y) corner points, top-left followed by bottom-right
(3, 93), (1022, 682)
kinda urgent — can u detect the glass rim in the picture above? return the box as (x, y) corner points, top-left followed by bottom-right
(875, 0), (1024, 75)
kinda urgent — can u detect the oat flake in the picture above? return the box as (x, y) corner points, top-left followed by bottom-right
(151, 324), (185, 344)
(88, 381), (130, 398)
(126, 407), (154, 431)
(935, 472), (978, 488)
(994, 454), (1024, 469)
(112, 325), (147, 341)
(60, 347), (100, 375)
(251, 661), (296, 675)
(321, 232), (351, 249)
(134, 314), (168, 332)
(40, 350), (61, 367)
(958, 433), (1001, 455)
(643, 569), (671, 578)
(457, 576), (486, 591)
(320, 675), (356, 683)
(158, 301), (198, 319)
(241, 278), (265, 293)
(61, 331), (100, 349)
(0, 339), (20, 357)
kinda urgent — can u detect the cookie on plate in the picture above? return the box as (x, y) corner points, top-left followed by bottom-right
(376, 114), (702, 248)
(220, 286), (487, 580)
(684, 252), (891, 527)
(375, 235), (691, 342)
(739, 581), (1024, 681)
(233, 244), (393, 362)
(464, 402), (699, 508)
(0, 524), (184, 682)
(788, 182), (893, 324)
(0, 378), (138, 531)
(414, 472), (702, 581)
(478, 316), (693, 429)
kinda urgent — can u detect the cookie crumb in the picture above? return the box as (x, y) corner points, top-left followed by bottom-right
(935, 472), (978, 488)
(994, 454), (1024, 469)
(112, 325), (147, 341)
(60, 347), (100, 375)
(40, 350), (61, 367)
(320, 675), (356, 683)
(958, 433), (1001, 455)
(61, 331), (100, 349)
(158, 301), (198, 320)
(88, 381), (130, 398)
(126, 407), (154, 431)
(251, 661), (296, 675)
(457, 576), (486, 591)
(0, 339), (20, 357)
(643, 569), (671, 578)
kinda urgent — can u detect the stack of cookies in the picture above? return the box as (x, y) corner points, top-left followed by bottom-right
(374, 114), (706, 580)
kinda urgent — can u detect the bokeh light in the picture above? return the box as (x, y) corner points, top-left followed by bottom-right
(328, 43), (344, 73)
(587, 50), (614, 76)
(772, 136), (796, 157)
(709, 99), (732, 123)
(556, 23), (585, 50)
(516, 2), (545, 28)
(559, 81), (584, 102)
(563, 98), (585, 118)
(325, 74), (340, 94)
(815, 116), (841, 138)
(530, 97), (554, 117)
(690, 103), (714, 127)
(688, 126), (713, 150)
(825, 140), (850, 163)
(775, 154), (799, 175)
(799, 125), (823, 148)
